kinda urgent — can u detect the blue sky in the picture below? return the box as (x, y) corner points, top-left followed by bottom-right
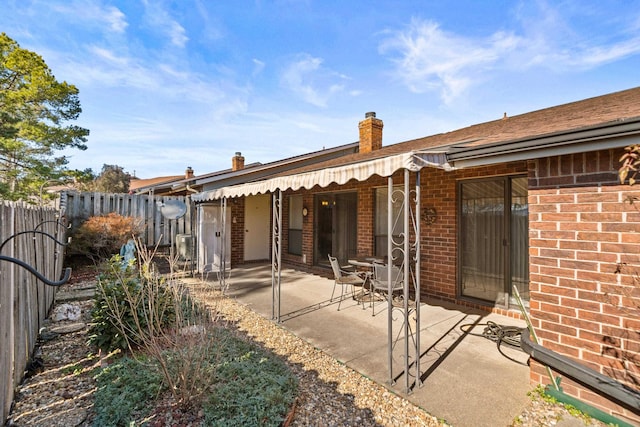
(3, 0), (640, 178)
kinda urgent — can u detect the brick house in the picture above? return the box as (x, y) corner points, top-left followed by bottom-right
(190, 144), (359, 271)
(193, 87), (640, 423)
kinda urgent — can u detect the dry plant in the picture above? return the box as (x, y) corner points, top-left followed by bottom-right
(96, 238), (222, 409)
(68, 213), (143, 262)
(609, 261), (640, 389)
(620, 145), (640, 186)
(193, 265), (231, 295)
(603, 148), (640, 389)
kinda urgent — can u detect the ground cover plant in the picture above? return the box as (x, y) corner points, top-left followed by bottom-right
(93, 326), (297, 426)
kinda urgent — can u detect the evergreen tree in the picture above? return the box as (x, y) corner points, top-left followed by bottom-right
(94, 164), (130, 193)
(0, 33), (89, 201)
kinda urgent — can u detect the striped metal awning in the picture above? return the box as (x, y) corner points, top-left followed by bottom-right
(192, 150), (452, 201)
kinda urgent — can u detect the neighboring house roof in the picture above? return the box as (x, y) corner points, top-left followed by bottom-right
(140, 162), (263, 196)
(194, 86), (640, 201)
(130, 175), (184, 194)
(135, 142), (360, 198)
(181, 142), (359, 201)
(45, 183), (81, 193)
(195, 142), (360, 189)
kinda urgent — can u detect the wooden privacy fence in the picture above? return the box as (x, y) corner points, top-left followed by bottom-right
(0, 201), (65, 425)
(60, 192), (193, 247)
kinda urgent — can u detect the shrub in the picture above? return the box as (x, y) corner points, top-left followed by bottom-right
(89, 241), (297, 418)
(89, 244), (220, 408)
(88, 255), (176, 353)
(68, 212), (141, 262)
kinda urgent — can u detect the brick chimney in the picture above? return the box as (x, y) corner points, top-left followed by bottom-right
(232, 152), (245, 171)
(358, 112), (383, 154)
(185, 166), (194, 179)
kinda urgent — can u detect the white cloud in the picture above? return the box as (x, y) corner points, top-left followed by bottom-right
(141, 0), (189, 48)
(167, 20), (188, 47)
(280, 53), (347, 107)
(380, 4), (640, 103)
(575, 40), (640, 67)
(104, 6), (127, 33)
(379, 19), (522, 104)
(194, 0), (225, 42)
(48, 0), (128, 35)
(66, 46), (161, 90)
(510, 1), (640, 70)
(252, 59), (266, 77)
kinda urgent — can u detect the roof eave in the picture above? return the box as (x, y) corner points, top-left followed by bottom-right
(448, 118), (640, 169)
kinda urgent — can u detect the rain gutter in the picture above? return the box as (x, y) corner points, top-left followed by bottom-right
(520, 331), (640, 417)
(447, 118), (640, 169)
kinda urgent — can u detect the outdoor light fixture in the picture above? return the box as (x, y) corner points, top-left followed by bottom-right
(302, 207), (308, 217)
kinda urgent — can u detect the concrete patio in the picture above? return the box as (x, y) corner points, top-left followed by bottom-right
(193, 263), (532, 427)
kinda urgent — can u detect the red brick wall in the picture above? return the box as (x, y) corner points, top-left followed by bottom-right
(230, 197), (245, 266)
(357, 184), (375, 257)
(279, 164), (528, 310)
(421, 167), (457, 301)
(528, 149), (640, 423)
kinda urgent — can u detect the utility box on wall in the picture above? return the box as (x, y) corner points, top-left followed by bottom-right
(175, 234), (193, 260)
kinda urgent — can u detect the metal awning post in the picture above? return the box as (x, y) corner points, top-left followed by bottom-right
(414, 170), (422, 389)
(403, 170), (411, 393)
(387, 176), (394, 385)
(388, 170), (423, 393)
(271, 190), (282, 322)
(220, 197), (227, 291)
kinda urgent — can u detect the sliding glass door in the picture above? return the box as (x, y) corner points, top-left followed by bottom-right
(459, 176), (529, 307)
(315, 192), (357, 266)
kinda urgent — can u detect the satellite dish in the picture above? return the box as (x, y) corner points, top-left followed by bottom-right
(158, 199), (187, 220)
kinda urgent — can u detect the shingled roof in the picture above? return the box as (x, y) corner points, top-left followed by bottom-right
(194, 86), (640, 201)
(287, 86), (640, 175)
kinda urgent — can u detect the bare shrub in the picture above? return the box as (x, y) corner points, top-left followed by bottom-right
(68, 212), (142, 262)
(92, 239), (221, 409)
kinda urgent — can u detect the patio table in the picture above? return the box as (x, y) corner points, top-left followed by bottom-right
(348, 258), (384, 308)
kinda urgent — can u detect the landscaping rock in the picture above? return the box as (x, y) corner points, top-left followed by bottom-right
(52, 303), (82, 321)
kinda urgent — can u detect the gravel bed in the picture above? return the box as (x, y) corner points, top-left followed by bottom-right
(6, 298), (98, 427)
(188, 284), (444, 427)
(6, 274), (611, 427)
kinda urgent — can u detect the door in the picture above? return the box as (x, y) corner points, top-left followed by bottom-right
(459, 176), (529, 307)
(197, 204), (231, 272)
(314, 192), (357, 265)
(244, 194), (271, 261)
